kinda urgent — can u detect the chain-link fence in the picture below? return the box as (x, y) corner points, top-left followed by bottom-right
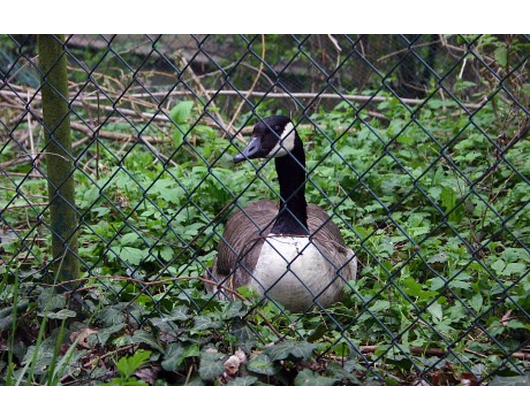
(1, 34), (529, 385)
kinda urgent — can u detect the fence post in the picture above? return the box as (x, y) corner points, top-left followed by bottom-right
(37, 35), (79, 284)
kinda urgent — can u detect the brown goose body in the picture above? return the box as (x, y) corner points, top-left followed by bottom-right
(207, 117), (357, 311)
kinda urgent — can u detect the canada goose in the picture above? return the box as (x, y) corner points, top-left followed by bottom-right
(207, 116), (357, 312)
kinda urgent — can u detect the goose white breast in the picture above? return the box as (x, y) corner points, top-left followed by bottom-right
(252, 235), (352, 312)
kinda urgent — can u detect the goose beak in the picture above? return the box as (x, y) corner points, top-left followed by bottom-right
(234, 136), (262, 163)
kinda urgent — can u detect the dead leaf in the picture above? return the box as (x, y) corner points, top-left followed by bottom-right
(430, 363), (458, 386)
(501, 309), (512, 327)
(70, 327), (98, 349)
(134, 366), (160, 385)
(414, 379), (431, 386)
(223, 349), (247, 377)
(459, 372), (478, 386)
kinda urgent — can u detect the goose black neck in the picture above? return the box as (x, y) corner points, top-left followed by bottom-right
(271, 141), (309, 236)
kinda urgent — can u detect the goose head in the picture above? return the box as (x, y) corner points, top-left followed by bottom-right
(233, 115), (308, 236)
(234, 116), (299, 163)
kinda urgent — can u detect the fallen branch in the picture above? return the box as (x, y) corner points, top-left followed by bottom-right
(84, 90), (487, 110)
(359, 344), (529, 360)
(512, 352), (530, 360)
(2, 83), (488, 113)
(70, 121), (134, 142)
(359, 345), (447, 357)
(0, 156), (33, 170)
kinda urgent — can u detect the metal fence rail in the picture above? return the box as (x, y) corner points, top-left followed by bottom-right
(1, 34), (529, 385)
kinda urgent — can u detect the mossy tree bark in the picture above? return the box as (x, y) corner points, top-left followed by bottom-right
(38, 35), (79, 284)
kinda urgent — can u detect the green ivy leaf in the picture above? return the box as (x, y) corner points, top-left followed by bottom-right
(264, 341), (315, 362)
(522, 83), (530, 98)
(96, 323), (126, 345)
(161, 343), (185, 371)
(370, 300), (390, 313)
(116, 350), (151, 379)
(198, 348), (225, 381)
(504, 263), (526, 276)
(159, 246), (174, 262)
(98, 308), (125, 327)
(489, 373), (530, 386)
(469, 293), (483, 313)
(37, 288), (66, 312)
(427, 301), (443, 324)
(193, 316), (222, 331)
(23, 341), (56, 375)
(440, 186), (463, 223)
(220, 301), (247, 320)
(182, 344), (201, 360)
(162, 187), (182, 205)
(491, 259), (506, 275)
(45, 309), (77, 320)
(428, 253), (449, 265)
(428, 277), (446, 291)
(131, 330), (164, 353)
(507, 320), (527, 330)
(402, 277), (437, 299)
(294, 369), (338, 386)
(116, 246), (148, 266)
(120, 232), (140, 246)
(247, 354), (278, 376)
(0, 301), (29, 331)
(494, 45), (508, 67)
(226, 376), (258, 386)
(166, 305), (191, 321)
(170, 101), (194, 125)
(230, 318), (258, 353)
(160, 342), (200, 372)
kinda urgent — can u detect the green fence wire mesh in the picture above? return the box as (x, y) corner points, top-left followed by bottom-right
(1, 34), (529, 385)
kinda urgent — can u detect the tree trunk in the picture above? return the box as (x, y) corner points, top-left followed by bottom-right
(38, 34), (79, 284)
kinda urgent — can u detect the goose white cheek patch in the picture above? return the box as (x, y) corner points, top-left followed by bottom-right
(267, 122), (295, 158)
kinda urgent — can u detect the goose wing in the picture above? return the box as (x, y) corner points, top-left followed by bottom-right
(307, 204), (357, 282)
(208, 200), (278, 289)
